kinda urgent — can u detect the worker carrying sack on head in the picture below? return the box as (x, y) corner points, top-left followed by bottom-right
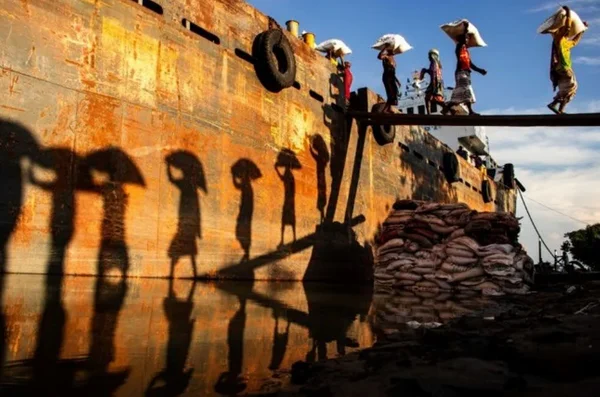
(373, 34), (412, 114)
(441, 20), (487, 116)
(316, 39), (352, 67)
(541, 6), (589, 115)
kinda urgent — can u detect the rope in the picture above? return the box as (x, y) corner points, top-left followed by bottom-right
(524, 196), (589, 226)
(517, 187), (555, 258)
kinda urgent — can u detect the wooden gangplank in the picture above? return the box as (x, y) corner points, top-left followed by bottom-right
(347, 112), (600, 127)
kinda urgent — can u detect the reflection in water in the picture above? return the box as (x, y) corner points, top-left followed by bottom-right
(83, 277), (131, 394)
(147, 280), (196, 396)
(0, 276), (374, 396)
(215, 296), (248, 395)
(370, 289), (496, 337)
(268, 311), (290, 371)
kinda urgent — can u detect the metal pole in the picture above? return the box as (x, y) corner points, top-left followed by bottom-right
(538, 239), (542, 265)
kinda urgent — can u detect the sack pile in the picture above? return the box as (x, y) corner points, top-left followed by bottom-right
(374, 200), (534, 296)
(371, 289), (495, 335)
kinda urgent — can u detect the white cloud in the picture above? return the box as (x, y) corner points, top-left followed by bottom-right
(483, 100), (600, 261)
(582, 34), (600, 46)
(574, 56), (600, 65)
(529, 0), (600, 13)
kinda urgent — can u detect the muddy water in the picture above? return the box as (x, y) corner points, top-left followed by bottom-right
(0, 275), (374, 396)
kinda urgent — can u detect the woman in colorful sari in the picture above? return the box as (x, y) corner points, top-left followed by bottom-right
(445, 21), (487, 116)
(420, 49), (449, 115)
(547, 6), (588, 115)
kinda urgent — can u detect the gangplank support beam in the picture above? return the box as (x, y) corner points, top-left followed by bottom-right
(347, 112), (600, 127)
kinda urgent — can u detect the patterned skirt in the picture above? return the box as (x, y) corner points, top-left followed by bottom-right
(450, 70), (476, 104)
(553, 68), (578, 104)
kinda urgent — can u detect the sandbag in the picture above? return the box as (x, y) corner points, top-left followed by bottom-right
(430, 224), (459, 235)
(416, 203), (442, 213)
(450, 267), (485, 283)
(377, 238), (405, 254)
(448, 256), (479, 266)
(537, 7), (588, 38)
(412, 266), (435, 275)
(479, 244), (514, 255)
(395, 272), (422, 281)
(394, 280), (417, 287)
(447, 228), (466, 241)
(423, 275), (452, 290)
(440, 262), (471, 274)
(315, 39), (352, 56)
(372, 34), (413, 54)
(441, 19), (487, 47)
(446, 247), (476, 258)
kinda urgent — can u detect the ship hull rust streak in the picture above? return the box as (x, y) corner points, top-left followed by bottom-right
(0, 0), (515, 281)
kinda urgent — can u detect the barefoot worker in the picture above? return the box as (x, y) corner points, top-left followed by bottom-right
(420, 49), (448, 114)
(446, 21), (487, 116)
(547, 7), (588, 114)
(378, 48), (402, 113)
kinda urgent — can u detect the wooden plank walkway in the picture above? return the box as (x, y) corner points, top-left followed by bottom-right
(347, 112), (600, 127)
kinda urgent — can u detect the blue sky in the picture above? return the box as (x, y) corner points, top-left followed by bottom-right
(250, 0), (600, 109)
(250, 0), (600, 260)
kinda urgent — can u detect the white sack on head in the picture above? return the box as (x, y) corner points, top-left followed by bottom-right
(316, 39), (352, 56)
(372, 34), (413, 54)
(440, 19), (487, 48)
(538, 7), (588, 38)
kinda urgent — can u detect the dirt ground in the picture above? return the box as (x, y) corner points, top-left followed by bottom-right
(274, 281), (600, 397)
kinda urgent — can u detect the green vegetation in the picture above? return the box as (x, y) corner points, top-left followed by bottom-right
(564, 224), (600, 271)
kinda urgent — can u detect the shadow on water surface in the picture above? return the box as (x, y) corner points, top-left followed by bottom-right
(166, 151), (207, 279)
(146, 280), (197, 396)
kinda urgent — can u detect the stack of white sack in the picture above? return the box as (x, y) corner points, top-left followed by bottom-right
(441, 19), (487, 48)
(374, 200), (534, 296)
(371, 34), (413, 54)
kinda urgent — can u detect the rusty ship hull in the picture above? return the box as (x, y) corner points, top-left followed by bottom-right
(0, 0), (516, 281)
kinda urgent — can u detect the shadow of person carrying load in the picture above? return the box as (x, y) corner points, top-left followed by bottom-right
(166, 151), (207, 279)
(77, 147), (145, 278)
(275, 149), (301, 248)
(309, 135), (330, 224)
(232, 159), (262, 263)
(0, 119), (40, 382)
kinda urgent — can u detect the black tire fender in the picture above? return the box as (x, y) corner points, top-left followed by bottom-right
(482, 179), (493, 203)
(503, 163), (515, 189)
(252, 29), (296, 92)
(370, 103), (396, 145)
(442, 152), (460, 183)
